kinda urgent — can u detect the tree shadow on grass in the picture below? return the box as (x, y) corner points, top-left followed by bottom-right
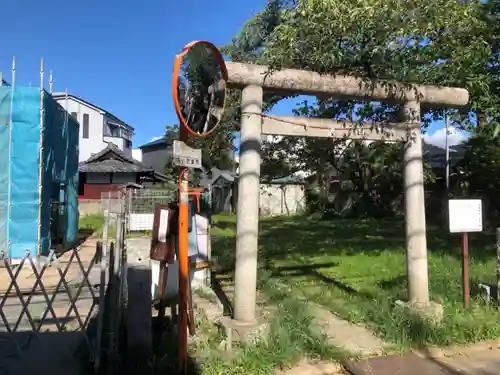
(211, 216), (497, 310)
(270, 262), (375, 300)
(255, 217), (496, 263)
(211, 216), (500, 359)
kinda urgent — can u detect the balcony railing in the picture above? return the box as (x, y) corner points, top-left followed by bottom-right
(103, 125), (132, 140)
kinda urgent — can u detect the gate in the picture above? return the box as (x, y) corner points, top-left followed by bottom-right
(0, 234), (126, 374)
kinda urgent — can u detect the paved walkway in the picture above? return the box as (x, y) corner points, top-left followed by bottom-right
(345, 344), (500, 375)
(309, 303), (389, 357)
(417, 343), (500, 375)
(274, 344), (500, 375)
(296, 301), (500, 374)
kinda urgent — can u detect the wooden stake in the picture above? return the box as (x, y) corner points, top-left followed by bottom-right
(496, 228), (500, 305)
(462, 232), (470, 309)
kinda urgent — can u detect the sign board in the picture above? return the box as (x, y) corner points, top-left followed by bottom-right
(150, 205), (175, 262)
(172, 140), (202, 169)
(158, 209), (170, 243)
(448, 199), (483, 233)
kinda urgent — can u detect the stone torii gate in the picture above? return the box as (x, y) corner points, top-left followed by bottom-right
(225, 61), (469, 327)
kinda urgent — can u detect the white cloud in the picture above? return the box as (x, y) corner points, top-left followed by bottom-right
(423, 127), (468, 148)
(150, 136), (163, 142)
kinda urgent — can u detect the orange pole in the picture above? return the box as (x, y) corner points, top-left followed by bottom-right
(172, 40), (227, 374)
(177, 127), (189, 375)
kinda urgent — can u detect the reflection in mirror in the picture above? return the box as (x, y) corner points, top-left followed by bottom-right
(177, 43), (226, 136)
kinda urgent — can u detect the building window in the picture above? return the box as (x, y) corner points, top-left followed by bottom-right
(125, 139), (132, 148)
(71, 112), (77, 120)
(82, 114), (90, 139)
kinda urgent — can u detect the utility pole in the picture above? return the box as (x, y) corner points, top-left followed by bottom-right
(445, 111), (450, 192)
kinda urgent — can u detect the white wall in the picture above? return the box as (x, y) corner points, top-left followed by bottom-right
(259, 184), (306, 216)
(132, 148), (142, 162)
(55, 98), (106, 162)
(103, 136), (126, 150)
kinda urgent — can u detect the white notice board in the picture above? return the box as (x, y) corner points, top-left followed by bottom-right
(448, 199), (482, 233)
(158, 209), (170, 243)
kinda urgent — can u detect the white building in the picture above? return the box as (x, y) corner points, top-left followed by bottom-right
(52, 92), (134, 162)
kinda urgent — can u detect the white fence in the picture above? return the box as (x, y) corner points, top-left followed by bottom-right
(259, 184), (306, 216)
(128, 213), (155, 231)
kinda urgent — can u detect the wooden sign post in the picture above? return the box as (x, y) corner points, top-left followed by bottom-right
(448, 199), (483, 309)
(150, 204), (175, 322)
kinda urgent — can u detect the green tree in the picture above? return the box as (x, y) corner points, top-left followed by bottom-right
(458, 133), (500, 226)
(224, 0), (498, 215)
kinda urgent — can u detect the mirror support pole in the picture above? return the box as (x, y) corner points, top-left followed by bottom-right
(233, 85), (263, 323)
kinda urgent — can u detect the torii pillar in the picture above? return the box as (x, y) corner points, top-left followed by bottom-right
(226, 62), (469, 324)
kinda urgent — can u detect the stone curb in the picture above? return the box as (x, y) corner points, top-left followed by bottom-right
(276, 360), (346, 375)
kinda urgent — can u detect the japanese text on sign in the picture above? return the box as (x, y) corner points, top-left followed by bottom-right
(172, 140), (202, 169)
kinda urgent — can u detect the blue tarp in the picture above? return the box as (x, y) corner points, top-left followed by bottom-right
(8, 87), (40, 259)
(39, 93), (79, 255)
(0, 88), (11, 255)
(0, 86), (79, 260)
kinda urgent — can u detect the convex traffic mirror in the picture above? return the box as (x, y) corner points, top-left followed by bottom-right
(172, 41), (228, 137)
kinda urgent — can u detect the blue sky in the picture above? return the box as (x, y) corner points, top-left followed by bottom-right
(1, 0), (462, 151)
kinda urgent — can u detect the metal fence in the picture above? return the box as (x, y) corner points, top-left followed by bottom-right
(128, 188), (176, 214)
(100, 188), (129, 373)
(101, 188), (176, 232)
(0, 192), (130, 375)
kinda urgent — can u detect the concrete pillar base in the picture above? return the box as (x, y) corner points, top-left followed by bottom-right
(395, 300), (444, 325)
(219, 316), (268, 350)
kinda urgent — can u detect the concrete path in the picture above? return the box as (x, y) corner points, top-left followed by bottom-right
(276, 344), (500, 375)
(417, 342), (500, 375)
(276, 360), (344, 375)
(270, 303), (390, 374)
(342, 341), (500, 375)
(309, 303), (389, 357)
(125, 237), (153, 365)
(307, 302), (500, 375)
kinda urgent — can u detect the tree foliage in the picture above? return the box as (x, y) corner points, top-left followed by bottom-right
(223, 0), (500, 217)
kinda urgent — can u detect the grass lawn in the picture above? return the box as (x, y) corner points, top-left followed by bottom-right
(211, 214), (500, 350)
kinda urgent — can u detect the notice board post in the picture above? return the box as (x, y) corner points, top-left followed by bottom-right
(448, 199), (483, 309)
